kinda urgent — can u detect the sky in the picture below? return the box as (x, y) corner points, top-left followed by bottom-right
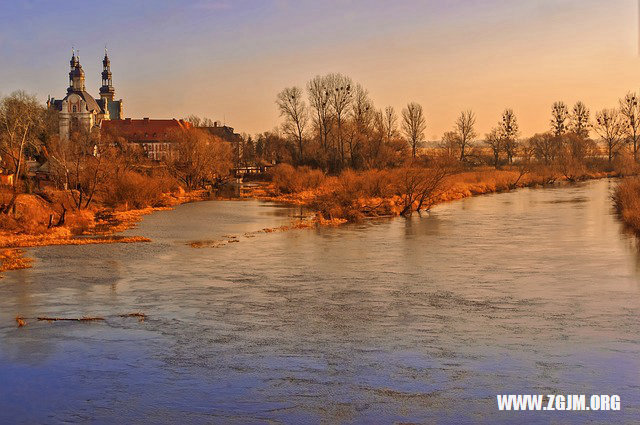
(1, 0), (639, 139)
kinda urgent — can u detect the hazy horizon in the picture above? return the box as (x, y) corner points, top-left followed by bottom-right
(2, 0), (639, 138)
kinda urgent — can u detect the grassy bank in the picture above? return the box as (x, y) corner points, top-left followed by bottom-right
(613, 177), (640, 231)
(0, 249), (32, 276)
(0, 189), (208, 248)
(0, 188), (210, 274)
(253, 164), (615, 222)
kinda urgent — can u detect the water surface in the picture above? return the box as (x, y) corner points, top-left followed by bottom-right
(1, 179), (639, 424)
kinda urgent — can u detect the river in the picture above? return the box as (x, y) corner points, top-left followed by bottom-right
(0, 178), (638, 424)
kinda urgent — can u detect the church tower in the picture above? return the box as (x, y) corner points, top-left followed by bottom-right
(49, 48), (124, 140)
(68, 49), (86, 93)
(99, 48), (115, 102)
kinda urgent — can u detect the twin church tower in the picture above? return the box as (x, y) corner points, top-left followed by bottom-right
(48, 49), (124, 140)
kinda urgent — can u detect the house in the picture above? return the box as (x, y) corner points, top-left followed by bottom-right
(101, 118), (192, 160)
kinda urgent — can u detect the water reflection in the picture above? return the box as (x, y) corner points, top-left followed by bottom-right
(0, 181), (639, 423)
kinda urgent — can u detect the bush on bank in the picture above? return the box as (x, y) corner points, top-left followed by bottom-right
(614, 177), (640, 231)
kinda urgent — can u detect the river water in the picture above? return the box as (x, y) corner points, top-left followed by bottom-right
(0, 179), (638, 424)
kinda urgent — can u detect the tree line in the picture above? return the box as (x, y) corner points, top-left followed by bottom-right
(1, 75), (639, 224)
(270, 73), (640, 174)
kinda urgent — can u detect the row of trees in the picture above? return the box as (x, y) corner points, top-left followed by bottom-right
(276, 73), (410, 172)
(273, 73), (640, 172)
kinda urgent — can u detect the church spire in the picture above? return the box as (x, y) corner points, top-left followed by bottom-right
(70, 47), (78, 70)
(99, 46), (115, 101)
(67, 48), (85, 93)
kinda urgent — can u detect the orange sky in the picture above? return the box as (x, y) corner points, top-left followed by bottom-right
(1, 0), (639, 138)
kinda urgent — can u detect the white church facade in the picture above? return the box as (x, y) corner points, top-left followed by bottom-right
(47, 49), (123, 139)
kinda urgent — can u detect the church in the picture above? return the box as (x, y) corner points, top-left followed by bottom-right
(47, 49), (242, 161)
(48, 49), (123, 139)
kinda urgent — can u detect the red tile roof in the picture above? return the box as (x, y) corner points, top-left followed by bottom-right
(101, 118), (192, 142)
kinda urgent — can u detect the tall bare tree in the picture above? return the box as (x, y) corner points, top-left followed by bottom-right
(550, 101), (569, 136)
(348, 83), (373, 168)
(383, 106), (398, 143)
(326, 73), (353, 166)
(619, 91), (640, 161)
(570, 101), (590, 139)
(402, 102), (427, 158)
(276, 86), (308, 163)
(453, 109), (477, 162)
(500, 108), (519, 164)
(594, 108), (624, 164)
(307, 75), (333, 156)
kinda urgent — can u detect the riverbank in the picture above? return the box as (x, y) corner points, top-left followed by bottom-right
(250, 165), (615, 222)
(0, 189), (210, 274)
(0, 166), (621, 274)
(613, 177), (640, 232)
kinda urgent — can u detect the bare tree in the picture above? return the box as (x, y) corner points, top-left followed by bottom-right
(440, 131), (459, 159)
(484, 127), (503, 168)
(165, 129), (233, 189)
(570, 101), (590, 139)
(0, 91), (44, 191)
(619, 91), (640, 161)
(550, 101), (569, 136)
(594, 108), (624, 164)
(395, 162), (452, 216)
(48, 127), (103, 210)
(402, 102), (427, 158)
(509, 143), (533, 189)
(500, 108), (519, 164)
(307, 75), (333, 156)
(184, 115), (202, 127)
(348, 83), (373, 168)
(453, 109), (477, 162)
(383, 106), (398, 143)
(183, 115), (215, 127)
(276, 86), (308, 163)
(326, 73), (353, 166)
(528, 132), (558, 165)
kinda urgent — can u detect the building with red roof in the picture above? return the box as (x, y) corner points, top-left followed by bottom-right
(101, 118), (192, 160)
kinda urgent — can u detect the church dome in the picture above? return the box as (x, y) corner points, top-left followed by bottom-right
(70, 66), (84, 78)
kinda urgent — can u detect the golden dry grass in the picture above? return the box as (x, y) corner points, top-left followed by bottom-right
(0, 232), (151, 248)
(188, 216), (346, 249)
(119, 312), (147, 322)
(251, 166), (615, 223)
(614, 177), (640, 231)
(0, 249), (33, 273)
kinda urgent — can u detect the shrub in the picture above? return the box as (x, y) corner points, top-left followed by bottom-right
(102, 170), (175, 210)
(269, 164), (325, 194)
(613, 177), (640, 230)
(613, 151), (640, 177)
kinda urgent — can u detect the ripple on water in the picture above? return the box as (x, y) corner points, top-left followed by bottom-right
(0, 181), (639, 424)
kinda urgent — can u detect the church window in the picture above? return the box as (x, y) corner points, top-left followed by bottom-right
(72, 105), (77, 113)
